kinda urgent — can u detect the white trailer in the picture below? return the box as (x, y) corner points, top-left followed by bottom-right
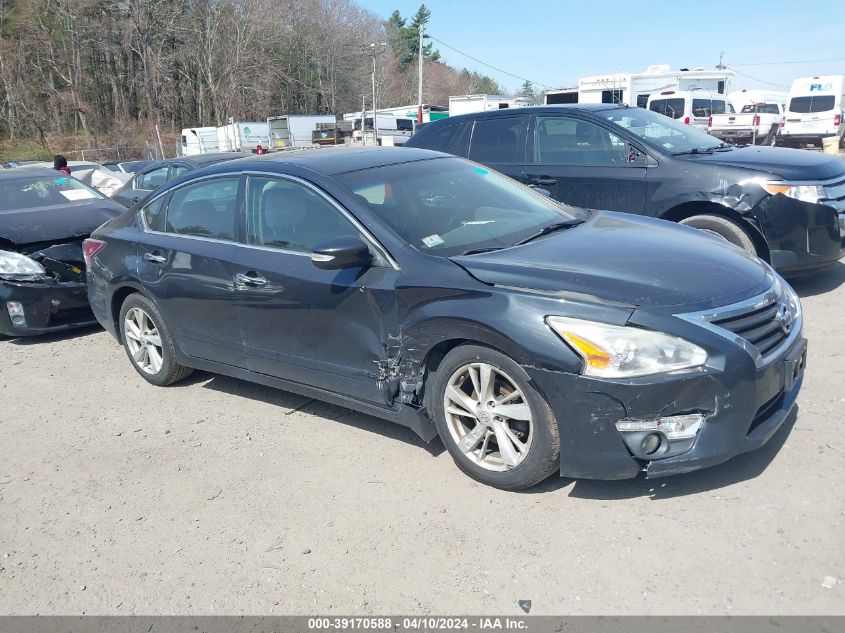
(544, 65), (734, 108)
(268, 115), (337, 149)
(448, 94), (534, 117)
(216, 121), (269, 152)
(180, 127), (220, 155)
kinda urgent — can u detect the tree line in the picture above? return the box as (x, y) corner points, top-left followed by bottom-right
(0, 0), (502, 153)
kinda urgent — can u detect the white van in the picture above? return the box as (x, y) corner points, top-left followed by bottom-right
(647, 90), (732, 130)
(779, 75), (844, 148)
(180, 127), (220, 155)
(352, 115), (414, 145)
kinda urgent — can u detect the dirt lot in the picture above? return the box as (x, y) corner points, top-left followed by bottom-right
(1, 264), (844, 616)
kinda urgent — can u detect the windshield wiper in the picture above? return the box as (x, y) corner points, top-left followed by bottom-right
(672, 147), (713, 156)
(513, 219), (584, 246)
(460, 246), (506, 256)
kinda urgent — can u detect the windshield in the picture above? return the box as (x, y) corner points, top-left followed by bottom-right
(0, 175), (105, 212)
(602, 107), (724, 154)
(335, 157), (588, 257)
(789, 95), (835, 113)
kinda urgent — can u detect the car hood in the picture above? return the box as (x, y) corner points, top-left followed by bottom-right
(682, 146), (845, 181)
(0, 199), (125, 248)
(450, 212), (773, 309)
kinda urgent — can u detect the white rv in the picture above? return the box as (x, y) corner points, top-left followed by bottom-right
(780, 75), (844, 148)
(217, 121), (269, 152)
(268, 115), (337, 149)
(180, 127), (220, 155)
(544, 65), (733, 109)
(448, 95), (534, 117)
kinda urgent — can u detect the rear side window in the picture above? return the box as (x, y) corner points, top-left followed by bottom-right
(789, 95), (835, 113)
(165, 177), (239, 241)
(418, 124), (458, 152)
(142, 197), (166, 232)
(468, 117), (526, 163)
(396, 119), (413, 132)
(649, 98), (685, 119)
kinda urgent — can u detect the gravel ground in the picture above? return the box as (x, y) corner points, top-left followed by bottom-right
(1, 263), (844, 616)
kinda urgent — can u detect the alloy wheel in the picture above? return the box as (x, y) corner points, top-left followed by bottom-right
(124, 307), (164, 375)
(443, 362), (534, 472)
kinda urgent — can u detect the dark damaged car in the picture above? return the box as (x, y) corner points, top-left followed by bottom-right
(86, 149), (806, 489)
(406, 105), (845, 277)
(0, 169), (124, 337)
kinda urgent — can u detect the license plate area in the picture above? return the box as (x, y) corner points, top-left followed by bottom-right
(784, 339), (808, 391)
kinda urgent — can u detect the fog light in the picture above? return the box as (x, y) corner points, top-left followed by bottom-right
(642, 433), (661, 455)
(616, 414), (704, 440)
(6, 301), (23, 317)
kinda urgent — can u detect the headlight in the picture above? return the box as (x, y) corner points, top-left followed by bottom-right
(0, 250), (46, 278)
(761, 182), (825, 204)
(546, 316), (708, 378)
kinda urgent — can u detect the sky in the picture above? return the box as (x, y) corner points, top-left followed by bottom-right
(365, 0), (845, 95)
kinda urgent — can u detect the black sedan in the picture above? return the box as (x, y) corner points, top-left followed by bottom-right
(0, 169), (124, 336)
(406, 105), (845, 277)
(111, 152), (248, 207)
(86, 148), (805, 489)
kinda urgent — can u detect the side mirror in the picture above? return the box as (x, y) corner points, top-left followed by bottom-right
(528, 185), (552, 197)
(311, 237), (372, 270)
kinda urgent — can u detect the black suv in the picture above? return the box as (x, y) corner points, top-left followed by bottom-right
(406, 105), (845, 277)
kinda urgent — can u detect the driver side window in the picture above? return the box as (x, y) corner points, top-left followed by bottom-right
(245, 177), (360, 253)
(136, 166), (168, 191)
(534, 117), (628, 166)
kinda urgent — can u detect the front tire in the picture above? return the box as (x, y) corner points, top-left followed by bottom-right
(430, 345), (560, 490)
(679, 214), (757, 255)
(119, 293), (193, 386)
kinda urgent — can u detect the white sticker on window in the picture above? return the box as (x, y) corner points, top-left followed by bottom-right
(59, 189), (97, 201)
(421, 234), (445, 248)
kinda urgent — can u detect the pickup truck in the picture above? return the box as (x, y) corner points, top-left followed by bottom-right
(708, 102), (783, 146)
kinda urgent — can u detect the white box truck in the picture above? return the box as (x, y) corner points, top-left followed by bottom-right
(268, 115), (337, 149)
(216, 121), (269, 152)
(180, 127), (220, 155)
(779, 75), (844, 148)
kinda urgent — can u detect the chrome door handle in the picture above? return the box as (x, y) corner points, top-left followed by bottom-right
(235, 272), (268, 287)
(143, 252), (166, 264)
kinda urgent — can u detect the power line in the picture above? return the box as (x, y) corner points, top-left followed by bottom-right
(725, 66), (790, 88)
(732, 56), (845, 67)
(427, 34), (552, 89)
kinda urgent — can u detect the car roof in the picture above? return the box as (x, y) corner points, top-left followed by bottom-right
(0, 167), (68, 180)
(429, 103), (627, 125)
(207, 146), (449, 176)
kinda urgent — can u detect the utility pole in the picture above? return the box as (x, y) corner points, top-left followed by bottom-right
(365, 42), (386, 146)
(716, 51), (726, 70)
(417, 22), (424, 128)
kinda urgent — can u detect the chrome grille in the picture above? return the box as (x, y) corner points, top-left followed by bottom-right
(710, 300), (789, 357)
(676, 280), (802, 367)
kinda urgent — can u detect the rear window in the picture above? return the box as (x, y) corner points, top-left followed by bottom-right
(649, 98), (685, 119)
(692, 99), (728, 117)
(0, 175), (104, 211)
(789, 95), (835, 113)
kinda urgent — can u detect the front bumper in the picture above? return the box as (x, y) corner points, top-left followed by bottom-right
(750, 194), (845, 275)
(0, 277), (96, 337)
(526, 333), (806, 480)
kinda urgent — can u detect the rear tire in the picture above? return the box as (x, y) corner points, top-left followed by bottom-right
(429, 344), (560, 490)
(119, 293), (193, 386)
(679, 214), (757, 255)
